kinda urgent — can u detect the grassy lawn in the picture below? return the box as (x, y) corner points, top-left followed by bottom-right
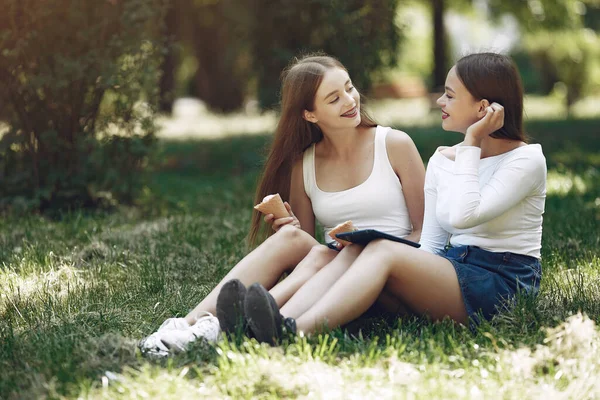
(1, 117), (599, 399)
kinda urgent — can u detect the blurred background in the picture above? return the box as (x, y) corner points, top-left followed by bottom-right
(0, 0), (599, 212)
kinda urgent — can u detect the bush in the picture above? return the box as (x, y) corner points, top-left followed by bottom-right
(523, 29), (600, 110)
(0, 0), (168, 213)
(510, 49), (550, 95)
(247, 0), (402, 109)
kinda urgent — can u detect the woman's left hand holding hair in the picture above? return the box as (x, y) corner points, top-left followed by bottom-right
(265, 202), (302, 232)
(464, 102), (504, 147)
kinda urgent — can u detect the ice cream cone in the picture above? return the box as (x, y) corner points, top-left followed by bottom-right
(328, 220), (357, 246)
(254, 193), (290, 219)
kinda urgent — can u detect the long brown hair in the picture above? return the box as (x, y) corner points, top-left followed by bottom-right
(455, 52), (526, 141)
(247, 54), (377, 246)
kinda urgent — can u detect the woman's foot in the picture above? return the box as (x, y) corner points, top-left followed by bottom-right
(160, 312), (220, 353)
(216, 279), (248, 336)
(138, 317), (190, 357)
(244, 283), (296, 345)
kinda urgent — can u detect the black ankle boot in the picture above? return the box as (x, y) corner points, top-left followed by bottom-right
(216, 279), (248, 336)
(244, 283), (286, 345)
(283, 317), (297, 336)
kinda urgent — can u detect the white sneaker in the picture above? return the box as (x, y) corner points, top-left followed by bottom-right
(139, 317), (190, 358)
(160, 312), (220, 353)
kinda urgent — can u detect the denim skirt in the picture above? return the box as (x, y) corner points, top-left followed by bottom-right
(443, 245), (542, 326)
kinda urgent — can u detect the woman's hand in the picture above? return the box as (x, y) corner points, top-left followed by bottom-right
(263, 202), (301, 232)
(403, 230), (421, 244)
(464, 102), (504, 146)
(331, 241), (345, 250)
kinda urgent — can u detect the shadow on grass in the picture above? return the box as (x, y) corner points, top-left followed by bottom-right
(152, 117), (600, 178)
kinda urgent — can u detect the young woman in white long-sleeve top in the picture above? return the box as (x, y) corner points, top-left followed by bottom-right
(236, 52), (547, 341)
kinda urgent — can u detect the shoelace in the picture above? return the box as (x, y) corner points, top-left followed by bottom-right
(190, 312), (220, 340)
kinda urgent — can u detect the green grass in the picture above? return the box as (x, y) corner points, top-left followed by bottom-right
(1, 118), (599, 399)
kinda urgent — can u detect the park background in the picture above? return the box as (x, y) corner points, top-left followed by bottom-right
(1, 0), (599, 398)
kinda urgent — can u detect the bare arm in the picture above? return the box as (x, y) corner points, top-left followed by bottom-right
(386, 129), (426, 242)
(289, 158), (315, 237)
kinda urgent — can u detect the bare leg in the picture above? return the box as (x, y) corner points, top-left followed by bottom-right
(269, 244), (338, 307)
(281, 244), (363, 319)
(185, 225), (318, 324)
(295, 239), (468, 333)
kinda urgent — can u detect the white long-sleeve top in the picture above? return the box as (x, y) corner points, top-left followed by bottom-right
(419, 144), (547, 258)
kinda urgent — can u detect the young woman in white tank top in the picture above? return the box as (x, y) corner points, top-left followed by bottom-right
(139, 54), (425, 355)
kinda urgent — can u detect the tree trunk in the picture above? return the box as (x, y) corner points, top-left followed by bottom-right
(191, 2), (245, 113)
(158, 2), (177, 113)
(432, 0), (447, 91)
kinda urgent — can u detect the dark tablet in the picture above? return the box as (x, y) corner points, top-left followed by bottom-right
(335, 229), (421, 248)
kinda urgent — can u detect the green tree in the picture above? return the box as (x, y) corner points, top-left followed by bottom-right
(489, 0), (600, 112)
(187, 0), (251, 112)
(431, 0), (449, 91)
(489, 0), (589, 31)
(159, 1), (179, 113)
(0, 0), (168, 212)
(157, 0), (251, 113)
(247, 0), (402, 109)
(408, 0), (471, 90)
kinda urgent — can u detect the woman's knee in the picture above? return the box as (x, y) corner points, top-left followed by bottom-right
(339, 243), (364, 258)
(355, 239), (411, 277)
(295, 245), (337, 273)
(281, 225), (312, 242)
(310, 244), (337, 261)
(271, 225), (315, 248)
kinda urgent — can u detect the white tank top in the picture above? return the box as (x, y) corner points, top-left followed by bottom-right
(303, 126), (412, 244)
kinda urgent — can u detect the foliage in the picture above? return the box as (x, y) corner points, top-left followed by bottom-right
(488, 0), (591, 31)
(172, 0), (252, 112)
(245, 0), (403, 109)
(490, 0), (600, 108)
(522, 29), (600, 108)
(393, 4), (433, 81)
(0, 0), (168, 213)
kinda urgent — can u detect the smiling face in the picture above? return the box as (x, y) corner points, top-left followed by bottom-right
(436, 66), (484, 134)
(303, 67), (361, 130)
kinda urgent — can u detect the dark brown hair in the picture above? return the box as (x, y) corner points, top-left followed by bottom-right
(247, 54), (377, 246)
(455, 52), (526, 141)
